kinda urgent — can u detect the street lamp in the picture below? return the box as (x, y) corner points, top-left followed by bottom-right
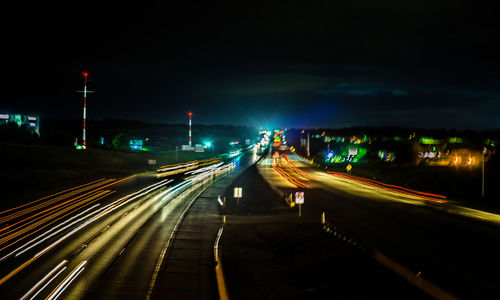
(204, 141), (214, 157)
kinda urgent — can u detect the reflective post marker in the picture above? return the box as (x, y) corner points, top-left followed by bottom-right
(233, 187), (242, 207)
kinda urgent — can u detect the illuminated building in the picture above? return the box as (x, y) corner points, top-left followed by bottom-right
(0, 113), (40, 136)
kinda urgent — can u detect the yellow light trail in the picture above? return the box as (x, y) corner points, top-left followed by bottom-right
(0, 179), (116, 225)
(0, 179), (107, 217)
(0, 174), (158, 287)
(272, 156), (309, 189)
(0, 189), (112, 240)
(0, 188), (111, 234)
(0, 254), (40, 285)
(281, 154), (314, 180)
(0, 191), (114, 252)
(0, 175), (135, 232)
(158, 157), (217, 170)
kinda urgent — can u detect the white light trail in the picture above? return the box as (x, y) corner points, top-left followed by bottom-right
(184, 162), (224, 175)
(19, 260), (67, 300)
(46, 260), (87, 300)
(2, 205), (100, 261)
(32, 179), (174, 259)
(3, 178), (174, 261)
(28, 266), (67, 300)
(157, 162), (198, 172)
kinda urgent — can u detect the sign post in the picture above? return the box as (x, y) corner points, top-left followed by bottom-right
(233, 187), (242, 207)
(295, 191), (304, 218)
(148, 159), (157, 170)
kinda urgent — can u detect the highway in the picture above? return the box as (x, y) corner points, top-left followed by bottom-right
(0, 150), (258, 299)
(4, 143), (499, 299)
(256, 149), (500, 299)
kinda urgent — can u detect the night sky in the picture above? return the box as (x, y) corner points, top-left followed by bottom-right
(1, 1), (499, 129)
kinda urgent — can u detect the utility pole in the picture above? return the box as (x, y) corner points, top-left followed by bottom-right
(77, 72), (94, 149)
(482, 147), (486, 199)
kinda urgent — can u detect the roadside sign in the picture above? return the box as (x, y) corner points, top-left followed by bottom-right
(346, 164), (352, 172)
(148, 159), (156, 165)
(195, 144), (205, 152)
(295, 192), (304, 204)
(233, 187), (242, 198)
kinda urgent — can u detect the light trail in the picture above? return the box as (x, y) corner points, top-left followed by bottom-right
(157, 157), (219, 172)
(326, 171), (447, 203)
(28, 266), (67, 300)
(0, 178), (107, 218)
(448, 206), (500, 224)
(185, 162), (224, 175)
(281, 154), (314, 180)
(2, 164), (235, 291)
(0, 191), (113, 255)
(32, 179), (174, 259)
(157, 161), (198, 172)
(0, 179), (115, 226)
(0, 175), (135, 233)
(0, 190), (106, 240)
(272, 156), (309, 188)
(0, 204), (100, 261)
(0, 190), (113, 248)
(271, 167), (298, 188)
(45, 260), (87, 300)
(0, 178), (172, 286)
(19, 260), (67, 300)
(18, 160), (236, 299)
(328, 171), (446, 199)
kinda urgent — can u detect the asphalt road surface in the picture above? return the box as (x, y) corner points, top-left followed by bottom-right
(0, 150), (258, 299)
(249, 149), (500, 299)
